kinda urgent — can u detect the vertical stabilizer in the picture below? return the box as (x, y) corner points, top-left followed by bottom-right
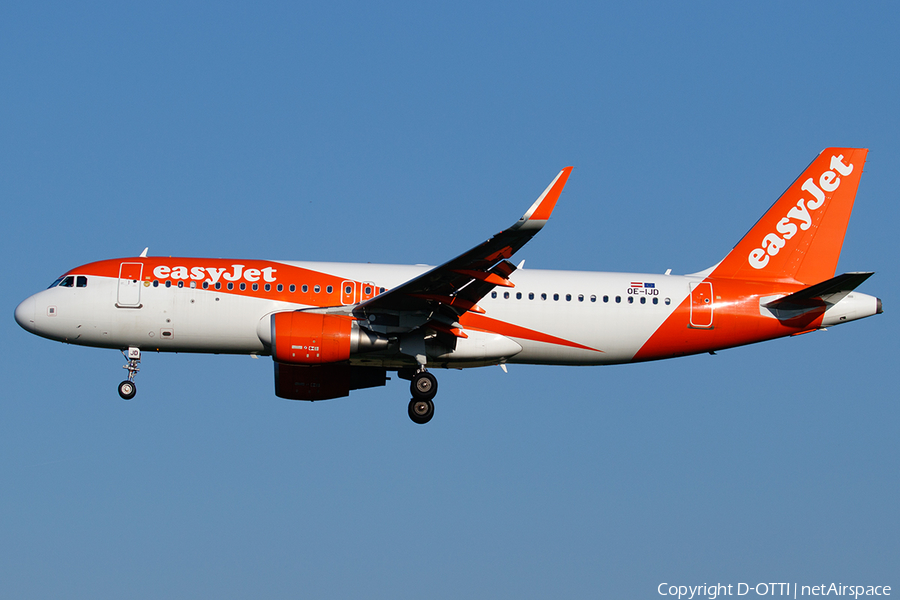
(711, 148), (867, 285)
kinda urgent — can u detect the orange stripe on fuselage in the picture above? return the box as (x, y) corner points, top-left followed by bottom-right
(66, 258), (382, 307)
(633, 277), (825, 362)
(460, 312), (602, 353)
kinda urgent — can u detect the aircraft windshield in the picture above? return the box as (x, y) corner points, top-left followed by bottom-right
(47, 275), (88, 288)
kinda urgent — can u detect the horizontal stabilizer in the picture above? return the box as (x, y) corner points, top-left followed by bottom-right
(764, 272), (874, 309)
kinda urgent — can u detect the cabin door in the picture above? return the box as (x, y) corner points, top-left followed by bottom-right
(117, 262), (143, 307)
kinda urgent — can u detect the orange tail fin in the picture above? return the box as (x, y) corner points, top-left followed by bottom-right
(711, 148), (868, 285)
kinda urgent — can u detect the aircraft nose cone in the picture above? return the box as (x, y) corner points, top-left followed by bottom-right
(15, 296), (36, 332)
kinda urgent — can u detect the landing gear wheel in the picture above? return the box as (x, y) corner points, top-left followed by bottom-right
(410, 371), (438, 401)
(118, 380), (137, 400)
(119, 348), (141, 400)
(408, 397), (434, 424)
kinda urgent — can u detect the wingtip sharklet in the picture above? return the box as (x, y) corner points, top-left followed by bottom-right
(512, 166), (573, 231)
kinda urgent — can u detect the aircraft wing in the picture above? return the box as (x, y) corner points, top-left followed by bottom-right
(353, 167), (573, 331)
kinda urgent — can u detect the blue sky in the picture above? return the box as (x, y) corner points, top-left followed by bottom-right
(2, 2), (898, 598)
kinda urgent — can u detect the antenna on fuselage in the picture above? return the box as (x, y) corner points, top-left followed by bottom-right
(139, 247), (148, 258)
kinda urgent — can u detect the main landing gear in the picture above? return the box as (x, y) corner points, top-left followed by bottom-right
(118, 347), (141, 400)
(407, 369), (437, 425)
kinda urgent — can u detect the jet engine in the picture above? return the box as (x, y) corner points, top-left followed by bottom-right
(262, 311), (388, 364)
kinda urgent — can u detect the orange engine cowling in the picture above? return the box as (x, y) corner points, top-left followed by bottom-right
(272, 312), (352, 364)
(269, 311), (389, 364)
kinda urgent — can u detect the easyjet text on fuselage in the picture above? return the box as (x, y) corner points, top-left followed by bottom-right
(152, 264), (278, 285)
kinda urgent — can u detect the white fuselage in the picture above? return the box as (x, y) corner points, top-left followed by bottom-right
(14, 260), (878, 370)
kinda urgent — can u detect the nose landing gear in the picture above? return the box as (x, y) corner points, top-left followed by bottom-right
(118, 347), (140, 400)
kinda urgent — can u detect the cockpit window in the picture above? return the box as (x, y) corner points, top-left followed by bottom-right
(76, 276), (88, 288)
(48, 276), (65, 289)
(59, 276), (75, 288)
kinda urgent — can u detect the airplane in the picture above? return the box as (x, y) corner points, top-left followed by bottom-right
(15, 148), (882, 424)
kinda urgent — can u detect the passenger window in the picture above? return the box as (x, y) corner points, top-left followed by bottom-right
(202, 282), (209, 289)
(252, 283), (259, 291)
(314, 285), (320, 293)
(289, 284), (295, 292)
(241, 283), (247, 291)
(345, 285), (353, 294)
(265, 284), (271, 291)
(528, 292), (534, 300)
(227, 282), (234, 290)
(553, 293), (559, 301)
(364, 286), (372, 295)
(165, 281), (172, 288)
(665, 298), (671, 305)
(491, 291), (497, 299)
(590, 295), (596, 302)
(615, 296), (621, 303)
(215, 282), (221, 290)
(627, 296), (634, 304)
(76, 276), (88, 288)
(302, 285), (308, 293)
(578, 294), (584, 302)
(640, 297), (646, 304)
(153, 280), (159, 287)
(603, 295), (609, 303)
(565, 294), (571, 301)
(190, 282), (196, 289)
(503, 292), (509, 299)
(516, 292), (522, 300)
(177, 281), (184, 288)
(653, 297), (659, 305)
(379, 287), (386, 294)
(541, 293), (547, 300)
(326, 285), (333, 294)
(277, 284), (283, 292)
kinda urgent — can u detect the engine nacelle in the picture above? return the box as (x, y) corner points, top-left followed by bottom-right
(264, 311), (388, 364)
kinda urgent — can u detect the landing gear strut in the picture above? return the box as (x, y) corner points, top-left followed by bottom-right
(408, 368), (437, 424)
(118, 347), (140, 400)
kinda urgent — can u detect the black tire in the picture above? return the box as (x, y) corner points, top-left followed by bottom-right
(410, 371), (438, 401)
(118, 380), (137, 400)
(408, 397), (434, 424)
